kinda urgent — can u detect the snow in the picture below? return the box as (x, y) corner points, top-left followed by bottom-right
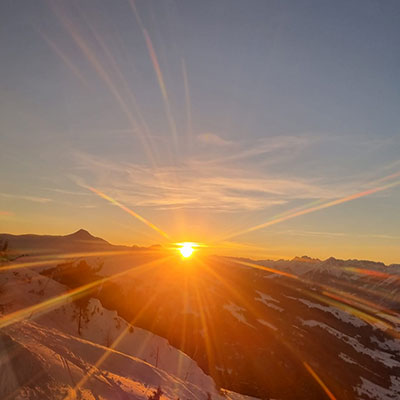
(299, 319), (400, 368)
(355, 377), (400, 400)
(390, 376), (400, 393)
(258, 301), (284, 312)
(370, 336), (400, 352)
(0, 268), (212, 387)
(296, 298), (367, 327)
(223, 302), (254, 328)
(338, 352), (357, 365)
(254, 290), (280, 303)
(255, 291), (284, 312)
(257, 319), (278, 331)
(0, 266), (258, 400)
(3, 319), (214, 400)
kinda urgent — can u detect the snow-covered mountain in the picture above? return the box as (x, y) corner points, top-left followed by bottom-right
(1, 230), (400, 399)
(0, 260), (256, 400)
(251, 255), (400, 312)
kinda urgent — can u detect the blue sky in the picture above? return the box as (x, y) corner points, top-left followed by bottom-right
(1, 0), (399, 262)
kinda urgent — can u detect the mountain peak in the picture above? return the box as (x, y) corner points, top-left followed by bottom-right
(68, 229), (95, 240)
(323, 257), (341, 265)
(291, 255), (320, 263)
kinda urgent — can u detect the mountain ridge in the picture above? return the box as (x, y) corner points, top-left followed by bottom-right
(0, 229), (162, 255)
(1, 230), (398, 266)
(1, 230), (399, 399)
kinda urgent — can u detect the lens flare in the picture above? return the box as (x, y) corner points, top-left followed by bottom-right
(179, 242), (195, 258)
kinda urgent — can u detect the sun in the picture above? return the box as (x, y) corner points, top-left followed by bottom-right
(179, 242), (195, 258)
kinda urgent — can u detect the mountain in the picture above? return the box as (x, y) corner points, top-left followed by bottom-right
(0, 229), (111, 254)
(251, 255), (400, 313)
(91, 254), (398, 400)
(0, 261), (256, 400)
(0, 229), (158, 256)
(65, 228), (108, 241)
(1, 231), (400, 399)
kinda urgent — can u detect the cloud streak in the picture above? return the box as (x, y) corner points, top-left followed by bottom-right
(0, 193), (53, 204)
(278, 229), (400, 240)
(73, 150), (352, 212)
(71, 135), (399, 216)
(197, 133), (234, 147)
(193, 135), (313, 165)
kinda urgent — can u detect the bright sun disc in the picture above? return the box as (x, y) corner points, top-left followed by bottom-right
(179, 242), (194, 258)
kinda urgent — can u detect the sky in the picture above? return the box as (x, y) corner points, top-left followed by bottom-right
(1, 0), (399, 263)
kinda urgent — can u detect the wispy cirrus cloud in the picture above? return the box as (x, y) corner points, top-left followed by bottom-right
(278, 229), (400, 241)
(0, 193), (53, 204)
(44, 188), (90, 196)
(192, 134), (314, 165)
(196, 133), (234, 147)
(71, 133), (395, 214)
(72, 148), (351, 212)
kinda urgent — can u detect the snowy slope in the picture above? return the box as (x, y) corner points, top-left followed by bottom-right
(0, 265), (258, 400)
(3, 231), (400, 400)
(1, 320), (213, 400)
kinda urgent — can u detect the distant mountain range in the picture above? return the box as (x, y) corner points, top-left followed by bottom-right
(0, 229), (161, 255)
(1, 229), (398, 267)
